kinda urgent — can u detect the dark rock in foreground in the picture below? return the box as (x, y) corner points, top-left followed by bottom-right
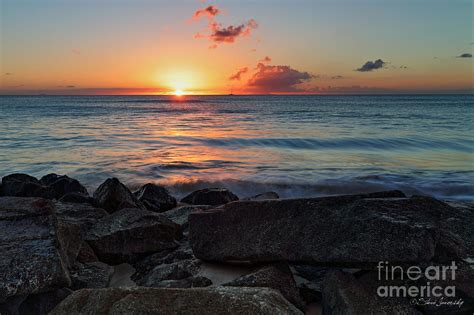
(59, 192), (96, 205)
(223, 263), (304, 310)
(322, 270), (419, 314)
(190, 191), (463, 264)
(85, 208), (182, 264)
(181, 188), (238, 205)
(134, 183), (177, 212)
(0, 197), (71, 302)
(50, 287), (303, 315)
(93, 178), (144, 213)
(162, 205), (213, 231)
(134, 259), (204, 287)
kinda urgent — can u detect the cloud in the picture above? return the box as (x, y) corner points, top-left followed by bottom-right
(259, 56), (271, 63)
(209, 19), (257, 43)
(4, 72), (13, 75)
(399, 65), (408, 69)
(247, 62), (313, 92)
(456, 53), (472, 58)
(331, 75), (344, 79)
(356, 59), (386, 72)
(193, 5), (221, 20)
(229, 67), (248, 80)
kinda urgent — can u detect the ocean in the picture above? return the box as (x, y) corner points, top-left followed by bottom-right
(0, 94), (472, 200)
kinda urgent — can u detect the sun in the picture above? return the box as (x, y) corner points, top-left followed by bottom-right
(174, 89), (184, 96)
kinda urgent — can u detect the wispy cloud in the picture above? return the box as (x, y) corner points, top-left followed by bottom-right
(191, 5), (258, 47)
(259, 56), (271, 63)
(208, 19), (257, 43)
(356, 59), (386, 72)
(229, 67), (249, 80)
(4, 72), (13, 75)
(456, 53), (472, 58)
(193, 5), (221, 20)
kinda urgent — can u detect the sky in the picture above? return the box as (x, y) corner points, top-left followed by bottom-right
(0, 0), (472, 95)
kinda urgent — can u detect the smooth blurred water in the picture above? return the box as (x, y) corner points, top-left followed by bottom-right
(0, 95), (473, 200)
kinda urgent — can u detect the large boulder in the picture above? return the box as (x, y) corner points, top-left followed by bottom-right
(39, 174), (89, 199)
(1, 173), (53, 198)
(93, 178), (144, 213)
(85, 208), (182, 264)
(189, 191), (464, 264)
(134, 183), (177, 212)
(181, 188), (238, 206)
(50, 287), (303, 314)
(223, 263), (304, 310)
(0, 197), (71, 302)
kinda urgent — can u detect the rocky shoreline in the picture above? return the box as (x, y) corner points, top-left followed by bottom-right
(0, 173), (472, 314)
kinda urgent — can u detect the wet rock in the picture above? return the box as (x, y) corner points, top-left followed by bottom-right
(134, 183), (177, 212)
(93, 178), (144, 213)
(243, 191), (280, 200)
(50, 287), (303, 315)
(181, 188), (238, 206)
(134, 259), (201, 286)
(224, 263), (304, 310)
(39, 174), (88, 199)
(85, 208), (181, 264)
(322, 270), (419, 314)
(443, 200), (474, 258)
(0, 288), (72, 315)
(190, 192), (462, 264)
(0, 197), (70, 302)
(70, 262), (114, 290)
(1, 173), (53, 198)
(162, 205), (212, 230)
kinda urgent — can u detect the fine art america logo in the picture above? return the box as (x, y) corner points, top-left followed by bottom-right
(376, 261), (464, 308)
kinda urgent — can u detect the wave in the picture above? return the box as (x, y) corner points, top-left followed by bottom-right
(166, 135), (473, 152)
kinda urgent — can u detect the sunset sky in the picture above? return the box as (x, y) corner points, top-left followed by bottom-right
(1, 0), (472, 95)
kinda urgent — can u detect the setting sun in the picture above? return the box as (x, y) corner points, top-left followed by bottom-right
(174, 89), (184, 96)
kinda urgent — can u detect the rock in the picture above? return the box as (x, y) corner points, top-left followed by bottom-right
(224, 263), (304, 310)
(162, 205), (212, 230)
(132, 245), (194, 281)
(85, 208), (182, 264)
(181, 188), (238, 206)
(0, 288), (72, 315)
(50, 287), (303, 315)
(70, 262), (114, 290)
(190, 192), (462, 264)
(134, 183), (177, 212)
(39, 174), (88, 199)
(243, 191), (280, 200)
(59, 192), (96, 205)
(1, 173), (53, 198)
(133, 259), (201, 286)
(54, 202), (108, 266)
(55, 201), (108, 232)
(0, 197), (71, 302)
(443, 200), (474, 258)
(93, 178), (144, 213)
(322, 270), (419, 314)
